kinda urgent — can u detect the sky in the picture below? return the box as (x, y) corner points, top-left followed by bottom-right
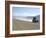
(12, 7), (40, 17)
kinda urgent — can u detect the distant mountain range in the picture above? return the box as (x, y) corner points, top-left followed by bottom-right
(13, 15), (40, 22)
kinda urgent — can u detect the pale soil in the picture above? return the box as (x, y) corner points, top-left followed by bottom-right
(12, 19), (40, 31)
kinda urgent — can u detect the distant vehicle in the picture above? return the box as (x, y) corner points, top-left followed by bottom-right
(33, 17), (38, 23)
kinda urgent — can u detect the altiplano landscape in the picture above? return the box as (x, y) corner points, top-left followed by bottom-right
(12, 15), (40, 30)
(12, 7), (40, 31)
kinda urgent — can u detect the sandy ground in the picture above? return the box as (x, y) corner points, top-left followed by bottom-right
(12, 19), (40, 31)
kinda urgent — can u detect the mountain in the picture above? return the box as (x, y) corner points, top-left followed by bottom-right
(35, 15), (40, 22)
(13, 15), (40, 22)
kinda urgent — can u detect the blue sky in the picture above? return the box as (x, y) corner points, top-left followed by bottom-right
(12, 7), (40, 16)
